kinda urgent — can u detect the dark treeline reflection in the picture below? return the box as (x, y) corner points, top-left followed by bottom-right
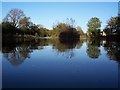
(103, 40), (120, 62)
(53, 38), (84, 59)
(2, 38), (83, 65)
(2, 38), (120, 65)
(2, 39), (46, 66)
(2, 43), (33, 65)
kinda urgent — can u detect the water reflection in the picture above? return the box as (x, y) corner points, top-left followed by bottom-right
(86, 39), (101, 59)
(2, 44), (33, 66)
(52, 38), (84, 59)
(103, 40), (120, 62)
(86, 39), (120, 62)
(2, 38), (120, 65)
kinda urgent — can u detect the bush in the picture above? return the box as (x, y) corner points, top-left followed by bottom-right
(59, 28), (80, 40)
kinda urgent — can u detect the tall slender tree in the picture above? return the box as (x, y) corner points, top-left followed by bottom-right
(87, 17), (101, 37)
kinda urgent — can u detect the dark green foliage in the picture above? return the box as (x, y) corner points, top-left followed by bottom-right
(59, 28), (80, 40)
(87, 17), (101, 38)
(103, 16), (120, 36)
(52, 23), (69, 37)
(52, 21), (80, 39)
(2, 22), (16, 34)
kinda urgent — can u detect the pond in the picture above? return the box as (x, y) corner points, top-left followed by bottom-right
(2, 38), (120, 88)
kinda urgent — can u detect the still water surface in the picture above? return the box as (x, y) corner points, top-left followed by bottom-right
(2, 39), (120, 88)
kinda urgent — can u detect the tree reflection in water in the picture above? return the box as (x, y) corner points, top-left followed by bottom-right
(2, 38), (120, 65)
(103, 40), (120, 62)
(86, 39), (101, 59)
(86, 38), (120, 63)
(2, 44), (33, 66)
(52, 38), (84, 59)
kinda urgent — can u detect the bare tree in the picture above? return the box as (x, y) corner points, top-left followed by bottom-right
(66, 18), (75, 28)
(3, 8), (25, 27)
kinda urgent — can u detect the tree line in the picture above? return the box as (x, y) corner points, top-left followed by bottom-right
(87, 16), (120, 38)
(1, 8), (84, 40)
(1, 8), (120, 40)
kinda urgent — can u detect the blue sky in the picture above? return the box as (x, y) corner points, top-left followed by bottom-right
(2, 2), (118, 32)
